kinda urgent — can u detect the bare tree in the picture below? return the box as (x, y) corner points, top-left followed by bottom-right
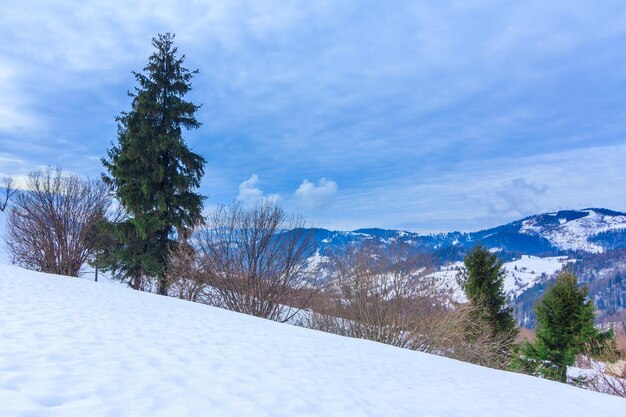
(580, 361), (626, 397)
(575, 339), (626, 397)
(308, 243), (440, 349)
(0, 177), (16, 212)
(167, 201), (318, 321)
(441, 301), (519, 369)
(307, 243), (516, 368)
(6, 167), (112, 277)
(167, 240), (207, 302)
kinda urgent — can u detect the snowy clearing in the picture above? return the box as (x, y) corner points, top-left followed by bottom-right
(429, 255), (572, 301)
(520, 209), (626, 253)
(503, 255), (573, 296)
(0, 264), (624, 416)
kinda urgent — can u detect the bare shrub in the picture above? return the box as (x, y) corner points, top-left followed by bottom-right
(577, 342), (626, 398)
(586, 371), (626, 397)
(308, 243), (438, 348)
(616, 327), (626, 354)
(589, 362), (626, 397)
(5, 167), (111, 277)
(166, 241), (208, 302)
(444, 302), (518, 369)
(307, 243), (515, 368)
(167, 201), (318, 321)
(516, 327), (536, 344)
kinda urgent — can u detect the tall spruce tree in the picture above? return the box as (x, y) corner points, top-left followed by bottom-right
(102, 33), (205, 294)
(533, 271), (613, 382)
(457, 244), (517, 339)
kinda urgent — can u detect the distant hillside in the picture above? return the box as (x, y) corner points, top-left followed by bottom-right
(307, 208), (626, 259)
(302, 208), (626, 328)
(514, 249), (626, 329)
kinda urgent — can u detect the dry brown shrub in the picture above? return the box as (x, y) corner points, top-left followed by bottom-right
(307, 243), (515, 369)
(5, 167), (111, 277)
(307, 243), (436, 348)
(615, 327), (626, 354)
(445, 302), (518, 369)
(166, 201), (319, 322)
(166, 242), (207, 302)
(516, 327), (536, 345)
(578, 342), (626, 398)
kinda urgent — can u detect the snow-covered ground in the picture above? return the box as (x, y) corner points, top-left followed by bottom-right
(427, 261), (467, 301)
(429, 255), (572, 301)
(503, 255), (573, 296)
(0, 264), (624, 416)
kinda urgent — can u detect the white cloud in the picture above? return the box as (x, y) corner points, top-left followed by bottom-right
(237, 174), (263, 204)
(236, 174), (279, 206)
(294, 178), (338, 209)
(2, 0), (626, 231)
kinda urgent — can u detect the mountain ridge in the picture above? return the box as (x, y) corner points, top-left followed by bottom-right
(299, 208), (626, 328)
(305, 208), (626, 258)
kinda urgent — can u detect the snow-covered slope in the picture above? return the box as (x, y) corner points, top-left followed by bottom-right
(520, 209), (626, 253)
(429, 255), (573, 301)
(0, 265), (624, 416)
(503, 255), (573, 296)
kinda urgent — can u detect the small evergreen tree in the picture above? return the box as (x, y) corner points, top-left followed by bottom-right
(457, 244), (517, 339)
(102, 33), (205, 294)
(532, 271), (613, 382)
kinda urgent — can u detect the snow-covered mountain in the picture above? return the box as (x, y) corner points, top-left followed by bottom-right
(304, 209), (626, 327)
(430, 255), (574, 303)
(1, 264), (623, 416)
(517, 209), (626, 253)
(308, 208), (626, 257)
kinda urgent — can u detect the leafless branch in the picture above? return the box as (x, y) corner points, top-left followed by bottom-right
(167, 201), (319, 322)
(0, 177), (16, 212)
(5, 167), (112, 277)
(307, 242), (515, 368)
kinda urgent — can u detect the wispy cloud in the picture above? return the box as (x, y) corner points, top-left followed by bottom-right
(2, 1), (626, 230)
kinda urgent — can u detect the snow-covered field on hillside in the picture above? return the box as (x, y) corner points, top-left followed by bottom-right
(521, 209), (626, 253)
(0, 264), (624, 416)
(430, 255), (572, 301)
(503, 255), (573, 295)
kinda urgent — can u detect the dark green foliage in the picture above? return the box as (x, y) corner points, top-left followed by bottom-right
(510, 341), (559, 378)
(457, 244), (518, 339)
(102, 33), (205, 294)
(530, 272), (614, 382)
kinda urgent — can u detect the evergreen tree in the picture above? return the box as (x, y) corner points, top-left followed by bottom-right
(533, 271), (613, 382)
(457, 244), (517, 338)
(102, 33), (205, 294)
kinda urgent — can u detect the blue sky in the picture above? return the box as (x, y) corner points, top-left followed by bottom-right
(2, 1), (626, 232)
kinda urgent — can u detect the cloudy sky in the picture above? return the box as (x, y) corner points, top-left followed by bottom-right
(2, 1), (626, 232)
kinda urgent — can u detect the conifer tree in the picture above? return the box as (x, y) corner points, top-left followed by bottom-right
(102, 33), (205, 294)
(533, 271), (613, 382)
(457, 244), (517, 339)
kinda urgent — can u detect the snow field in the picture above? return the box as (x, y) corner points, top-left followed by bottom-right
(521, 209), (626, 253)
(0, 264), (624, 416)
(503, 255), (573, 295)
(429, 255), (571, 302)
